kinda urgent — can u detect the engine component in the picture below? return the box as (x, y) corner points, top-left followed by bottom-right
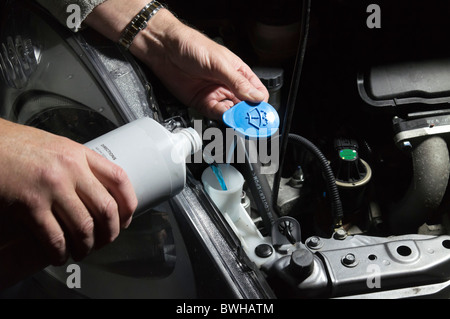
(389, 135), (450, 234)
(266, 173), (303, 217)
(393, 112), (450, 147)
(202, 164), (245, 223)
(358, 57), (450, 235)
(271, 216), (302, 250)
(269, 234), (450, 298)
(287, 133), (344, 231)
(272, 0), (311, 217)
(253, 66), (284, 111)
(233, 127), (280, 235)
(202, 163), (279, 268)
(358, 58), (450, 111)
(285, 245), (315, 281)
(332, 138), (372, 215)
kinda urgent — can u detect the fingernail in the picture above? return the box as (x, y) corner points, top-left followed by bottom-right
(124, 217), (133, 229)
(248, 88), (265, 101)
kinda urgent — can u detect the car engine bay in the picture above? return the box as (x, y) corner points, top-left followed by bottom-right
(2, 0), (450, 299)
(169, 0), (450, 299)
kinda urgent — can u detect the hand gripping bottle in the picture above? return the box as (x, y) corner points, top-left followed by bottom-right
(0, 117), (201, 290)
(85, 116), (202, 214)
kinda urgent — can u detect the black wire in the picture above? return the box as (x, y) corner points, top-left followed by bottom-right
(234, 138), (277, 235)
(288, 133), (344, 228)
(272, 0), (311, 213)
(283, 222), (297, 245)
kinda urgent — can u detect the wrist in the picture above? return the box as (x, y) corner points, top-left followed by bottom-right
(85, 0), (151, 42)
(129, 8), (185, 70)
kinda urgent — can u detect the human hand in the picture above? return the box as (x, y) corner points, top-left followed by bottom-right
(0, 119), (137, 265)
(133, 14), (269, 120)
(131, 10), (269, 120)
(85, 3), (269, 120)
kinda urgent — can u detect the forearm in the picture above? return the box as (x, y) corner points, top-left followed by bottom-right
(86, 0), (267, 118)
(84, 0), (152, 42)
(81, 0), (268, 118)
(84, 0), (183, 70)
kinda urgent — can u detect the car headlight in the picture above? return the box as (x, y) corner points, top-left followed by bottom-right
(0, 0), (162, 142)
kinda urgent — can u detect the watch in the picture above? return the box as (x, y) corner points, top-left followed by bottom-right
(118, 1), (165, 50)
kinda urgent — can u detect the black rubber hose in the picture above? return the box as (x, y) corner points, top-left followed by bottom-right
(272, 0), (311, 213)
(288, 133), (344, 228)
(235, 139), (277, 235)
(388, 136), (450, 234)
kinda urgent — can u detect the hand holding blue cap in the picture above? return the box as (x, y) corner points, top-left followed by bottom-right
(222, 101), (280, 139)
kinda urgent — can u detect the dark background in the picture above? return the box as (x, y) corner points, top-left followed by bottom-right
(164, 0), (450, 140)
(164, 0), (450, 225)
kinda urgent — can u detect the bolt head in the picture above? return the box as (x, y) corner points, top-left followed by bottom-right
(306, 236), (323, 249)
(334, 229), (348, 240)
(341, 253), (358, 267)
(255, 244), (273, 258)
(401, 141), (413, 151)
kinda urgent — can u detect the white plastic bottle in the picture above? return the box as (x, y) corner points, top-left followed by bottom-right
(85, 116), (202, 214)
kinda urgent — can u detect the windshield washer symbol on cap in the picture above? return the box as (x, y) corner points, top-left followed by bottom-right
(246, 108), (268, 129)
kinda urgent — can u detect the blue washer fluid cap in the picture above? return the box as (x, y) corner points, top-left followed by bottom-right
(222, 101), (280, 139)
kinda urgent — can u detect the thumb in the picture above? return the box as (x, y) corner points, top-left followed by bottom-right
(220, 68), (266, 103)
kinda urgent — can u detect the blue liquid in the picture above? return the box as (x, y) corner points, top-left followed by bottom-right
(211, 164), (228, 191)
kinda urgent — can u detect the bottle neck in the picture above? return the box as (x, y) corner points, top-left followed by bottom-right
(170, 127), (202, 163)
(176, 127), (202, 155)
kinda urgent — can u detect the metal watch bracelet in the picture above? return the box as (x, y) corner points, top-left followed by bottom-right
(118, 0), (165, 50)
